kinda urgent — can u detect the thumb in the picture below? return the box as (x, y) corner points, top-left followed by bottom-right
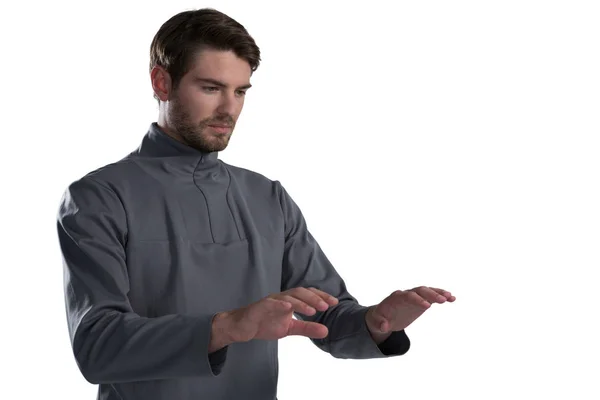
(287, 320), (329, 339)
(367, 306), (389, 333)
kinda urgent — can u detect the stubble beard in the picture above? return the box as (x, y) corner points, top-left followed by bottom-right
(169, 97), (235, 153)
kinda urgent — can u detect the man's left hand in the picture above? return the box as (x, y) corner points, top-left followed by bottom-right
(365, 286), (456, 340)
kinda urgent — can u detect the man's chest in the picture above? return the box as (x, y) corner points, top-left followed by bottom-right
(121, 181), (286, 315)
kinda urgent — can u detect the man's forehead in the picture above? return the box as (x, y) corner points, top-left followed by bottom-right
(186, 49), (252, 86)
(190, 49), (251, 71)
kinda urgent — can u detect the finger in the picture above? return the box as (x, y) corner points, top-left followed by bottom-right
(287, 287), (334, 312)
(263, 298), (293, 313)
(305, 287), (339, 307)
(413, 286), (447, 304)
(400, 290), (431, 308)
(252, 298), (292, 321)
(287, 319), (329, 339)
(278, 294), (317, 316)
(430, 287), (456, 302)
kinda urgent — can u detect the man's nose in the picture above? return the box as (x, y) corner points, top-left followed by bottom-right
(216, 92), (238, 116)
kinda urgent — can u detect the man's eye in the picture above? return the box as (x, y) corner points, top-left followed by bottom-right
(236, 90), (247, 96)
(202, 86), (219, 92)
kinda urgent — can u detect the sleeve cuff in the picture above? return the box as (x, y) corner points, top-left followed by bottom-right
(193, 313), (230, 377)
(377, 329), (411, 356)
(208, 346), (229, 375)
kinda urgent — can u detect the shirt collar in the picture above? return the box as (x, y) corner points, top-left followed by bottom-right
(136, 122), (220, 165)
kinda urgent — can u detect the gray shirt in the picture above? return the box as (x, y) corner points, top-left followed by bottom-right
(56, 123), (410, 400)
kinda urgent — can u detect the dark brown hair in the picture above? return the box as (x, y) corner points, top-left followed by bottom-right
(149, 8), (261, 101)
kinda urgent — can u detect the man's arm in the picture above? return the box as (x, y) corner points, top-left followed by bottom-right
(275, 181), (410, 359)
(57, 176), (228, 384)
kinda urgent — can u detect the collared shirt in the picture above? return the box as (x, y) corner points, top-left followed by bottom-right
(56, 122), (410, 400)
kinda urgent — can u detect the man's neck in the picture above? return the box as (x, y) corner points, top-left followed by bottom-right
(156, 114), (179, 141)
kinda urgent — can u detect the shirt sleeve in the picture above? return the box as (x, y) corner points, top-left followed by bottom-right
(275, 181), (410, 359)
(56, 176), (228, 384)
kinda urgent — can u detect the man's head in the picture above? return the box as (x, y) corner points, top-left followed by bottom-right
(149, 8), (261, 152)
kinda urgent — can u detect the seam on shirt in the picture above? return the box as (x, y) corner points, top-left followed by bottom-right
(128, 159), (191, 241)
(224, 166), (243, 240)
(109, 384), (124, 400)
(192, 156), (216, 243)
(274, 181), (290, 240)
(325, 330), (363, 344)
(86, 176), (130, 242)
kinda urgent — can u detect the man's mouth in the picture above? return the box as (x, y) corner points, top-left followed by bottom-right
(208, 124), (232, 134)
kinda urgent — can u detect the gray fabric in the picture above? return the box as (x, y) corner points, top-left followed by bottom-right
(56, 123), (410, 399)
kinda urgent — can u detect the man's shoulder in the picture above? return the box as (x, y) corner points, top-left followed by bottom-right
(221, 160), (282, 190)
(63, 153), (142, 196)
(84, 156), (139, 184)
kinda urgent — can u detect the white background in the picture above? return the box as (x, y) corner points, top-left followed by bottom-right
(1, 0), (599, 399)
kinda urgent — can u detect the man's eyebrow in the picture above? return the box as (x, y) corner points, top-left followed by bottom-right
(194, 77), (252, 90)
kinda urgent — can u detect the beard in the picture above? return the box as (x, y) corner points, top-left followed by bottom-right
(168, 96), (236, 153)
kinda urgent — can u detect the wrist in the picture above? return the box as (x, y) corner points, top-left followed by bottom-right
(209, 311), (235, 353)
(365, 306), (392, 345)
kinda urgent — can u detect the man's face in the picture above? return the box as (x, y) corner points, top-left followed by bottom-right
(164, 49), (252, 152)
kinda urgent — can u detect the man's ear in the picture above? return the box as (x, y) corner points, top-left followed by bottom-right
(150, 66), (171, 102)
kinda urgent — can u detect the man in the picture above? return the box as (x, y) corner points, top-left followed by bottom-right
(56, 8), (455, 400)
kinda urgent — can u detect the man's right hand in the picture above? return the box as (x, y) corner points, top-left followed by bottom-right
(209, 287), (339, 352)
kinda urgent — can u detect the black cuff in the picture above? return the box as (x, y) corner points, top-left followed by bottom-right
(378, 330), (411, 356)
(208, 346), (229, 375)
